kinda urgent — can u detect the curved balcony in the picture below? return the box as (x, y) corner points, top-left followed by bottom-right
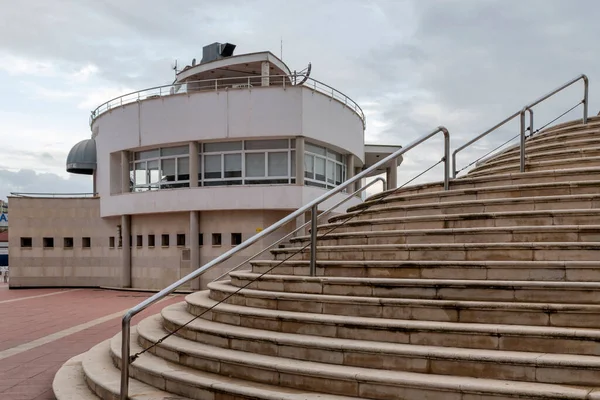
(89, 74), (365, 129)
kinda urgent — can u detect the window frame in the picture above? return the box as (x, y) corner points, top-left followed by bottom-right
(130, 145), (190, 192)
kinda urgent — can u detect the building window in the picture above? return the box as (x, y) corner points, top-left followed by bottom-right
(64, 237), (74, 249)
(109, 237), (115, 248)
(231, 233), (242, 246)
(82, 237), (91, 248)
(43, 237), (54, 248)
(161, 234), (170, 247)
(20, 237), (32, 248)
(199, 233), (203, 246)
(148, 234), (155, 247)
(304, 142), (346, 189)
(212, 233), (222, 246)
(136, 235), (143, 247)
(177, 234), (186, 247)
(130, 145), (190, 192)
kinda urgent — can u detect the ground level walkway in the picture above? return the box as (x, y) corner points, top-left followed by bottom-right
(0, 283), (182, 399)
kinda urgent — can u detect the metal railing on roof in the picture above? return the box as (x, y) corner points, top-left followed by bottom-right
(89, 74), (366, 129)
(9, 192), (98, 198)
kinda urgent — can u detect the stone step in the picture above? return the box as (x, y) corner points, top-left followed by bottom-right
(531, 117), (600, 138)
(160, 302), (600, 385)
(185, 291), (600, 356)
(224, 273), (600, 304)
(318, 209), (600, 233)
(468, 155), (600, 177)
(371, 167), (600, 201)
(80, 339), (190, 400)
(292, 225), (600, 247)
(249, 259), (600, 281)
(349, 179), (600, 210)
(328, 194), (600, 223)
(207, 279), (600, 328)
(109, 331), (360, 400)
(53, 354), (101, 400)
(126, 314), (600, 400)
(270, 242), (600, 263)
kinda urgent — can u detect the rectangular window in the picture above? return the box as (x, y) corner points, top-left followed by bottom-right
(161, 145), (188, 157)
(231, 233), (242, 246)
(315, 157), (326, 181)
(268, 152), (288, 176)
(177, 234), (186, 247)
(204, 154), (221, 179)
(109, 237), (115, 248)
(161, 234), (169, 247)
(82, 237), (91, 248)
(64, 237), (74, 249)
(43, 237), (54, 248)
(212, 233), (222, 246)
(20, 237), (32, 248)
(245, 139), (288, 150)
(199, 233), (203, 246)
(204, 141), (242, 152)
(135, 149), (160, 160)
(304, 154), (314, 179)
(245, 153), (265, 177)
(224, 154), (242, 178)
(136, 235), (143, 247)
(148, 234), (155, 247)
(177, 157), (190, 181)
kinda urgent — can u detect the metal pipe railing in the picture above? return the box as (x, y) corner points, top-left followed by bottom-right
(452, 74), (588, 177)
(210, 176), (387, 283)
(119, 126), (450, 399)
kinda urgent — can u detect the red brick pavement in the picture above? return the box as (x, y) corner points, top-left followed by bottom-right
(0, 283), (185, 400)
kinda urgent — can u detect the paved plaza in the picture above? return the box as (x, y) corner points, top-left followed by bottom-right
(0, 283), (183, 400)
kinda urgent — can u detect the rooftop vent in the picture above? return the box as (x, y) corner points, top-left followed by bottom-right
(200, 42), (236, 64)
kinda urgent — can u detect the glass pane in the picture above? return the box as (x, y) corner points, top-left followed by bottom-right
(291, 150), (296, 178)
(335, 163), (343, 185)
(161, 145), (188, 157)
(135, 149), (159, 160)
(161, 159), (176, 182)
(268, 152), (288, 177)
(304, 154), (313, 179)
(224, 154), (242, 178)
(147, 160), (160, 187)
(327, 160), (335, 184)
(203, 141), (242, 152)
(306, 142), (326, 155)
(290, 139), (296, 149)
(177, 157), (189, 181)
(327, 149), (343, 162)
(245, 153), (265, 177)
(204, 154), (221, 179)
(134, 161), (146, 186)
(245, 139), (288, 150)
(315, 157), (326, 182)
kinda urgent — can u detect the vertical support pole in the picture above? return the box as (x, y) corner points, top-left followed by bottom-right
(583, 75), (589, 124)
(451, 152), (457, 179)
(309, 204), (318, 276)
(346, 155), (355, 193)
(190, 211), (200, 291)
(121, 151), (130, 193)
(528, 109), (534, 137)
(443, 129), (450, 190)
(120, 314), (131, 400)
(295, 137), (305, 186)
(520, 110), (526, 173)
(189, 142), (199, 188)
(121, 214), (131, 288)
(261, 61), (270, 87)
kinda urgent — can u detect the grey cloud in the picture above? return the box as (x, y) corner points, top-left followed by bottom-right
(0, 169), (92, 201)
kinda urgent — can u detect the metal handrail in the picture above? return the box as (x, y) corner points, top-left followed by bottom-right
(89, 74), (366, 128)
(9, 192), (98, 198)
(452, 74), (588, 177)
(210, 177), (387, 283)
(119, 126), (450, 399)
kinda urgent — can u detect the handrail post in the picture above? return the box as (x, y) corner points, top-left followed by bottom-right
(520, 109), (527, 172)
(309, 204), (318, 276)
(443, 128), (450, 190)
(583, 74), (589, 124)
(120, 313), (132, 400)
(528, 109), (534, 137)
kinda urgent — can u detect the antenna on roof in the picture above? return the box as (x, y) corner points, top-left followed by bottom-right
(280, 37), (283, 60)
(171, 59), (178, 75)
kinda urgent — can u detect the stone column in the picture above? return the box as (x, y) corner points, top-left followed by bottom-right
(346, 155), (354, 193)
(295, 137), (305, 186)
(121, 151), (130, 193)
(387, 160), (398, 190)
(189, 142), (199, 188)
(190, 211), (200, 290)
(261, 61), (270, 86)
(121, 214), (131, 288)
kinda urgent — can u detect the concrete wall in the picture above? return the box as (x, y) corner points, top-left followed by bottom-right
(8, 197), (121, 288)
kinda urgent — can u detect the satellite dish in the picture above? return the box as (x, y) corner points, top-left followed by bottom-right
(192, 58), (196, 67)
(295, 62), (312, 85)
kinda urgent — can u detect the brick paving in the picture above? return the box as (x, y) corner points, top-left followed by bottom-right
(0, 283), (184, 400)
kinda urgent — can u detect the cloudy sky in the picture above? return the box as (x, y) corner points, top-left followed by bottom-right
(1, 0), (598, 200)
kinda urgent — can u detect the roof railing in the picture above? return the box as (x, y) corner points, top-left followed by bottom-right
(119, 126), (450, 399)
(9, 192), (98, 198)
(89, 74), (366, 129)
(452, 74), (588, 177)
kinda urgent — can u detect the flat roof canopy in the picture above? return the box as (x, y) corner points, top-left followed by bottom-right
(363, 144), (403, 178)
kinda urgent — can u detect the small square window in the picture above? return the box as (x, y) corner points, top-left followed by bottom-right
(82, 237), (91, 248)
(20, 237), (32, 248)
(212, 233), (222, 246)
(162, 234), (170, 247)
(64, 237), (74, 249)
(136, 235), (143, 247)
(177, 233), (186, 247)
(109, 237), (115, 248)
(148, 234), (155, 247)
(231, 233), (242, 246)
(43, 237), (54, 248)
(199, 233), (203, 246)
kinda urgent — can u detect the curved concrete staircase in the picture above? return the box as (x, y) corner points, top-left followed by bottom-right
(54, 116), (600, 399)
